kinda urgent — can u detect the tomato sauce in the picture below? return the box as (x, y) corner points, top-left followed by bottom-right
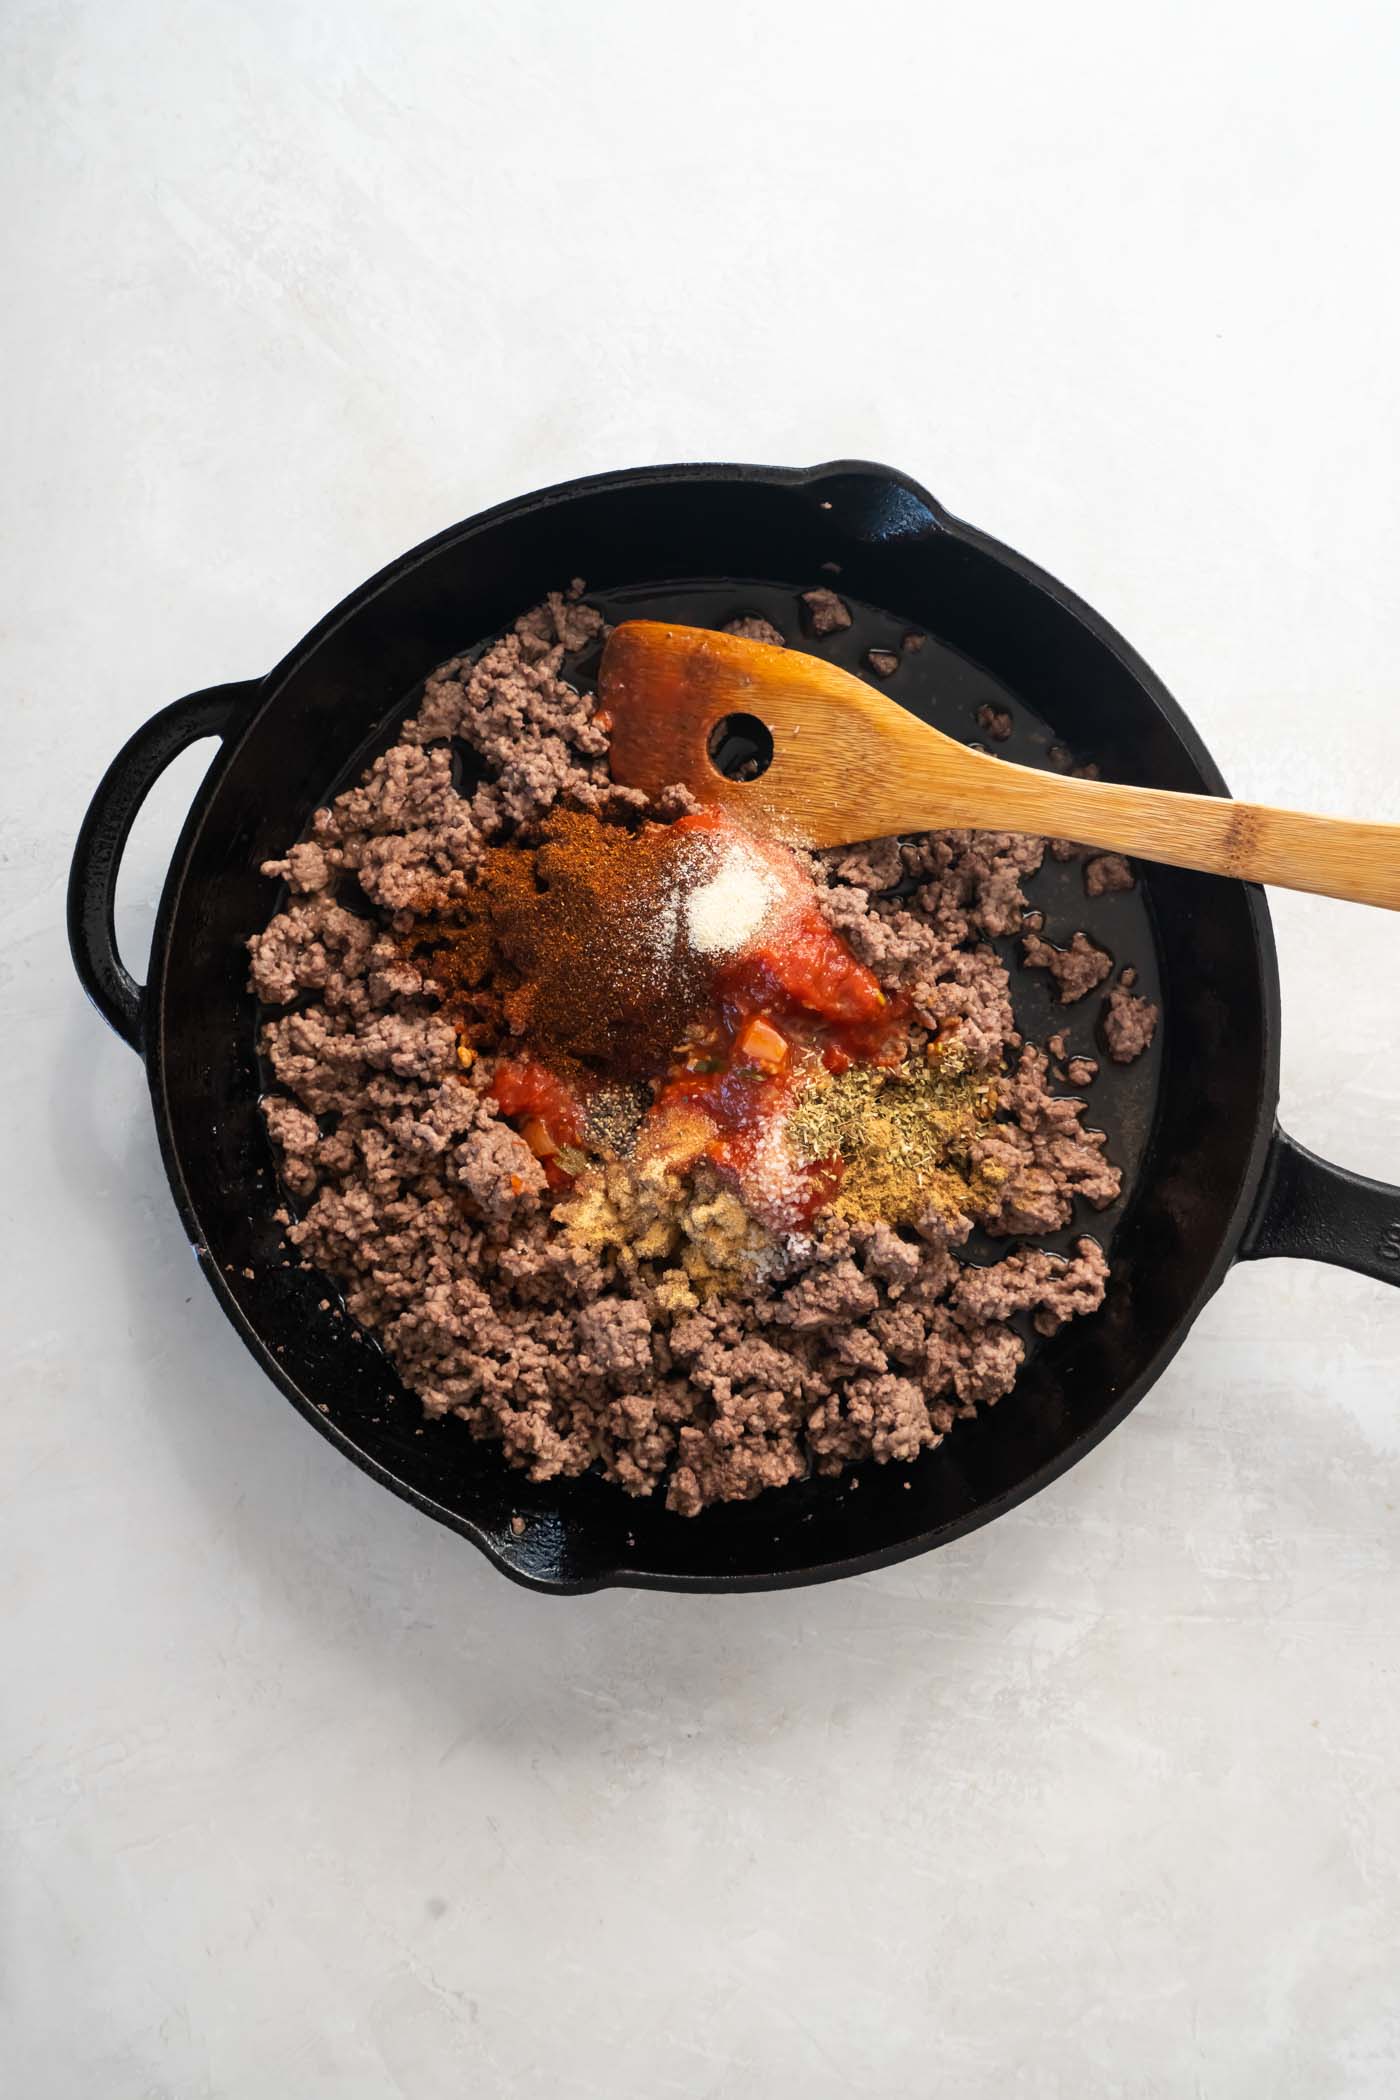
(646, 904), (908, 1225)
(489, 1057), (588, 1189)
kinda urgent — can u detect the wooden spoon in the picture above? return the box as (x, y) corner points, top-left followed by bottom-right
(600, 621), (1400, 910)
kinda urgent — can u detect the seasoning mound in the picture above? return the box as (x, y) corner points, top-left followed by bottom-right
(685, 834), (783, 955)
(788, 1049), (1000, 1227)
(250, 585), (1131, 1515)
(404, 807), (799, 1079)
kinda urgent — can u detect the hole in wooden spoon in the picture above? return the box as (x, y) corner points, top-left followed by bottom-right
(707, 712), (774, 784)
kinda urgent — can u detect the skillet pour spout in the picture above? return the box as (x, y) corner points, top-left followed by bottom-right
(68, 461), (1400, 1593)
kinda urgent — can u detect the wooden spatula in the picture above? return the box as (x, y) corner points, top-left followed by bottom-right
(600, 621), (1400, 910)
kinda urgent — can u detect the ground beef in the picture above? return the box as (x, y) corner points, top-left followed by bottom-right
(723, 613), (786, 647)
(967, 1046), (1120, 1233)
(975, 704), (1013, 742)
(950, 1238), (1109, 1336)
(251, 587), (1135, 1514)
(1066, 1055), (1099, 1087)
(826, 837), (904, 893)
(1084, 853), (1134, 896)
(801, 587), (853, 636)
(1022, 929), (1114, 1004)
(1101, 976), (1160, 1063)
(261, 1096), (320, 1198)
(455, 1123), (548, 1225)
(576, 1297), (654, 1381)
(866, 648), (899, 678)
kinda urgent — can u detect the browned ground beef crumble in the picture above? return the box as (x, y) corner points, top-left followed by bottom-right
(800, 587), (853, 636)
(1021, 928), (1114, 1004)
(249, 587), (1145, 1515)
(1102, 970), (1161, 1063)
(1084, 852), (1135, 896)
(722, 613), (786, 647)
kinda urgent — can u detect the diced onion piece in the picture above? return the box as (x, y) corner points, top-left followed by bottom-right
(735, 1013), (788, 1070)
(520, 1116), (559, 1158)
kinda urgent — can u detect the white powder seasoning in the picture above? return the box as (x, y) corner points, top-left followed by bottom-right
(684, 839), (783, 957)
(731, 1111), (811, 1233)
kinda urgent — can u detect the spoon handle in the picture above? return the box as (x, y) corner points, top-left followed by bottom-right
(943, 760), (1400, 910)
(596, 620), (1400, 907)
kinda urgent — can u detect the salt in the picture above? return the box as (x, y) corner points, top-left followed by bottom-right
(684, 840), (781, 957)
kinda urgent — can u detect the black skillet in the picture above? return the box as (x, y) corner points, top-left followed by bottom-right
(68, 461), (1400, 1594)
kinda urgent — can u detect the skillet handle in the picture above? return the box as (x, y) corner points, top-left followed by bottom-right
(68, 681), (262, 1053)
(1241, 1128), (1400, 1288)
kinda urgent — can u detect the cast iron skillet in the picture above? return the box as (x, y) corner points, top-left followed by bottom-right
(68, 461), (1400, 1594)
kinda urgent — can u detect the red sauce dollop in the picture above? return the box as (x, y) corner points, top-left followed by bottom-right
(648, 897), (908, 1224)
(490, 1057), (588, 1189)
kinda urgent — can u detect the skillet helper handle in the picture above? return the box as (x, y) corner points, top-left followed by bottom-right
(68, 681), (261, 1053)
(1242, 1128), (1400, 1288)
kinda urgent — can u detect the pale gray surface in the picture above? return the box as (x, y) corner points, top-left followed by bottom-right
(4, 3), (1400, 2095)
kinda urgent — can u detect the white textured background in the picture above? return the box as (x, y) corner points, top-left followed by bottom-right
(5, 3), (1400, 2095)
